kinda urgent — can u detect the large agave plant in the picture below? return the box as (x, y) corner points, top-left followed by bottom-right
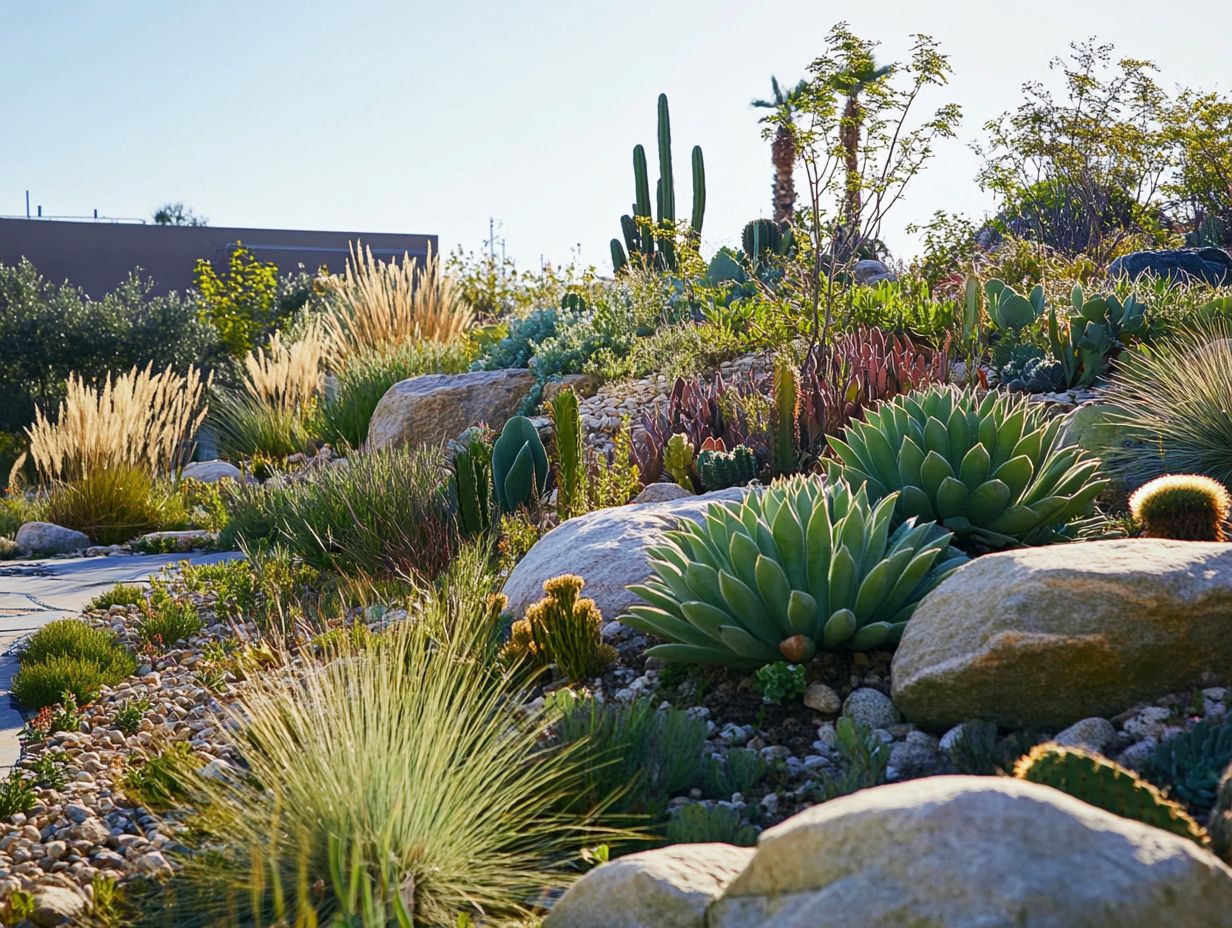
(623, 476), (966, 668)
(827, 385), (1107, 549)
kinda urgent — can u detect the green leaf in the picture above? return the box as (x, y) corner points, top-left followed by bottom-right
(821, 608), (858, 648)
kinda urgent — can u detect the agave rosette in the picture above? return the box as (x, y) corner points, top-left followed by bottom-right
(623, 476), (966, 668)
(827, 385), (1107, 549)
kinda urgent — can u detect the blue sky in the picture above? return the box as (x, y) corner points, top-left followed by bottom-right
(4, 0), (1230, 274)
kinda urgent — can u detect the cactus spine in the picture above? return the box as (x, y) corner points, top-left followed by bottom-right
(698, 445), (759, 492)
(1129, 474), (1230, 542)
(770, 357), (800, 477)
(1013, 743), (1209, 846)
(611, 93), (706, 273)
(549, 387), (586, 520)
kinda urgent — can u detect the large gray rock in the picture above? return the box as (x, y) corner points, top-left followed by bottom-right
(15, 521), (89, 556)
(892, 540), (1232, 729)
(1108, 247), (1232, 287)
(29, 883), (89, 927)
(545, 843), (753, 928)
(852, 259), (896, 285)
(501, 488), (746, 620)
(366, 368), (535, 451)
(708, 776), (1232, 928)
(181, 459), (244, 483)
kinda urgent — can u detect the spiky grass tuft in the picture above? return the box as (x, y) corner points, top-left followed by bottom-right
(1129, 474), (1230, 542)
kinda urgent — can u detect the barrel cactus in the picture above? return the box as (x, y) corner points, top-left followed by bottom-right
(1014, 743), (1208, 846)
(697, 445), (759, 491)
(827, 385), (1107, 549)
(1128, 474), (1230, 542)
(623, 476), (966, 668)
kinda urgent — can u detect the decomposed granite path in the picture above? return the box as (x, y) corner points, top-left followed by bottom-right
(0, 551), (240, 769)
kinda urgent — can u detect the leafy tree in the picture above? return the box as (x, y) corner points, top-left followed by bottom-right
(1164, 89), (1232, 246)
(153, 203), (207, 227)
(974, 39), (1172, 258)
(193, 243), (285, 355)
(830, 55), (893, 229)
(751, 76), (809, 222)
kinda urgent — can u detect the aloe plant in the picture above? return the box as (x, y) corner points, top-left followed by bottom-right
(623, 476), (966, 668)
(827, 385), (1107, 549)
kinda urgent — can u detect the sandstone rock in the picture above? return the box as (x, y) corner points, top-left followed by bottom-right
(634, 482), (694, 504)
(1109, 247), (1232, 287)
(180, 460), (244, 483)
(502, 488), (746, 620)
(545, 843), (753, 928)
(802, 683), (841, 716)
(708, 776), (1232, 928)
(366, 369), (535, 451)
(29, 884), (88, 927)
(16, 522), (89, 556)
(891, 540), (1232, 729)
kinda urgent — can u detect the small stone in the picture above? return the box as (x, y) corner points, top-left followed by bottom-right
(62, 803), (92, 824)
(1053, 717), (1117, 754)
(29, 884), (88, 927)
(135, 850), (172, 876)
(44, 840), (67, 860)
(1122, 706), (1173, 741)
(842, 688), (901, 729)
(803, 683), (841, 716)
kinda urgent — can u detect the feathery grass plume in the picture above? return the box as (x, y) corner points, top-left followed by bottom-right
(1129, 474), (1230, 542)
(322, 242), (473, 363)
(133, 603), (625, 927)
(211, 325), (327, 459)
(22, 364), (209, 482)
(1102, 323), (1232, 487)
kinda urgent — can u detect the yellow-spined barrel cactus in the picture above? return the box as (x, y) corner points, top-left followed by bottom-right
(1128, 474), (1230, 542)
(623, 476), (966, 668)
(1013, 743), (1208, 846)
(827, 385), (1107, 549)
(1210, 762), (1232, 864)
(501, 575), (616, 682)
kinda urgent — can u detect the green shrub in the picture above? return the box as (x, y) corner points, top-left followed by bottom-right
(137, 587), (203, 647)
(113, 697), (152, 735)
(754, 662), (808, 704)
(131, 608), (624, 927)
(625, 476), (966, 668)
(211, 391), (319, 460)
(665, 802), (757, 846)
(23, 619), (131, 667)
(701, 748), (766, 799)
(0, 771), (35, 819)
(550, 690), (707, 824)
(193, 244), (287, 356)
(123, 741), (203, 812)
(828, 385), (1107, 549)
(1101, 325), (1232, 487)
(45, 467), (171, 545)
(321, 341), (470, 450)
(26, 753), (68, 790)
(812, 717), (891, 802)
(86, 583), (145, 612)
(221, 446), (458, 579)
(12, 653), (134, 709)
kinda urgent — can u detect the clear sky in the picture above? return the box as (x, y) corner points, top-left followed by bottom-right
(4, 0), (1230, 274)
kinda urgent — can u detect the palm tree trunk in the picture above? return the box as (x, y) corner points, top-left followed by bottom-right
(841, 96), (862, 230)
(771, 126), (796, 222)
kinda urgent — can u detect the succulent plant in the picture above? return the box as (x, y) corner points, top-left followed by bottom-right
(624, 476), (966, 668)
(985, 279), (1045, 332)
(492, 415), (549, 513)
(663, 434), (696, 491)
(701, 748), (766, 799)
(665, 802), (757, 846)
(1142, 714), (1232, 816)
(1066, 287), (1145, 385)
(1014, 743), (1208, 846)
(1208, 761), (1232, 864)
(741, 218), (792, 261)
(697, 445), (759, 492)
(500, 575), (616, 682)
(549, 387), (587, 519)
(999, 347), (1066, 394)
(770, 357), (800, 477)
(1129, 474), (1230, 542)
(827, 385), (1107, 549)
(450, 426), (493, 537)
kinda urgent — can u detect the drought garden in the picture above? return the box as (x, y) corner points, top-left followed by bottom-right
(2, 25), (1232, 928)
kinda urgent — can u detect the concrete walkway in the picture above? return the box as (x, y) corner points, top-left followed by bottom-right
(0, 551), (239, 769)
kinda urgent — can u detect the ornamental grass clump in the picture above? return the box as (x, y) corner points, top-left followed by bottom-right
(624, 476), (966, 668)
(322, 242), (473, 363)
(12, 619), (136, 709)
(45, 465), (174, 545)
(22, 363), (209, 482)
(1129, 474), (1230, 542)
(1100, 324), (1232, 487)
(501, 575), (616, 682)
(827, 384), (1107, 549)
(136, 608), (619, 927)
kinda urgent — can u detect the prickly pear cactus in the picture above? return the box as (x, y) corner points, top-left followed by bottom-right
(1013, 743), (1209, 846)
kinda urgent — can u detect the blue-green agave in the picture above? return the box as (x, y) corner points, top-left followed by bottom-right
(623, 476), (966, 668)
(827, 385), (1107, 549)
